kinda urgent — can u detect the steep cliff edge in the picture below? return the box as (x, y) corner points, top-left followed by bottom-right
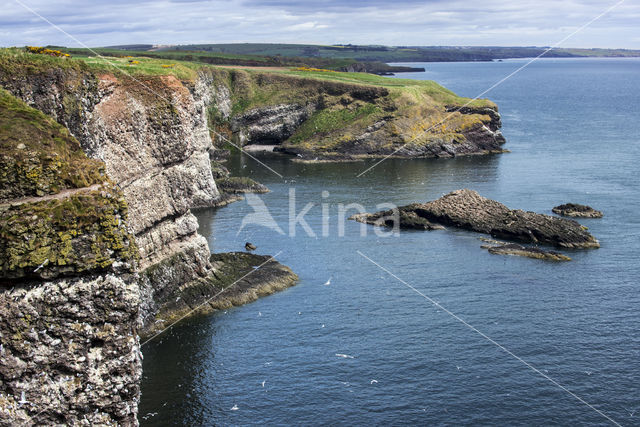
(0, 89), (141, 424)
(0, 51), (297, 424)
(0, 51), (224, 337)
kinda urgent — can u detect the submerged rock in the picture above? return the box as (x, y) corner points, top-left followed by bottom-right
(480, 239), (571, 261)
(552, 203), (603, 218)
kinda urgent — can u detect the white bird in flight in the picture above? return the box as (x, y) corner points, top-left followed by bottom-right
(370, 380), (378, 384)
(324, 277), (332, 286)
(336, 353), (354, 359)
(261, 380), (266, 387)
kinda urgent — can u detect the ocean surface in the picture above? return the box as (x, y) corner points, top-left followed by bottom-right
(140, 58), (640, 426)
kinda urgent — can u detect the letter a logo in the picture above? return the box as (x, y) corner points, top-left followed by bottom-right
(236, 193), (285, 236)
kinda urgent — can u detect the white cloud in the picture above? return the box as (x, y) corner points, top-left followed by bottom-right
(1, 0), (638, 48)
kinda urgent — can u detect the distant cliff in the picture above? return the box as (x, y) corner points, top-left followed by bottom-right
(224, 69), (505, 160)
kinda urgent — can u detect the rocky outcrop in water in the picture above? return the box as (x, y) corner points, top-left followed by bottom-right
(416, 189), (599, 248)
(352, 189), (599, 249)
(479, 239), (572, 261)
(552, 203), (603, 218)
(216, 177), (269, 194)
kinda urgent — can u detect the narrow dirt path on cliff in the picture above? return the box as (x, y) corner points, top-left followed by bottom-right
(0, 183), (106, 208)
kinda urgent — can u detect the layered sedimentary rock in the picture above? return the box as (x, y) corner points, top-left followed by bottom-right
(0, 58), (224, 331)
(232, 103), (314, 145)
(0, 57), (298, 424)
(417, 190), (599, 248)
(352, 189), (599, 249)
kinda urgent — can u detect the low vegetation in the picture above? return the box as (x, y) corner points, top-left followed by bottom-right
(0, 87), (104, 200)
(0, 89), (138, 281)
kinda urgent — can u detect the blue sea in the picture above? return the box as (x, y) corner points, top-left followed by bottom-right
(140, 58), (640, 426)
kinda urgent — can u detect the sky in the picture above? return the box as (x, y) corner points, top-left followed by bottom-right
(1, 0), (639, 49)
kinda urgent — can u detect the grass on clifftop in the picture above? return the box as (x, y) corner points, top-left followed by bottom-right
(0, 87), (105, 200)
(0, 48), (491, 108)
(282, 68), (488, 106)
(0, 47), (497, 155)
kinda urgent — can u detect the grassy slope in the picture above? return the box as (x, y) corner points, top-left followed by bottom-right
(0, 86), (104, 200)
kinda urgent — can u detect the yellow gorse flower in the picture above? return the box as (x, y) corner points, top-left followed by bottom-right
(25, 46), (70, 58)
(293, 67), (337, 73)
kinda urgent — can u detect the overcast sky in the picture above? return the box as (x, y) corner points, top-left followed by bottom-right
(2, 0), (639, 49)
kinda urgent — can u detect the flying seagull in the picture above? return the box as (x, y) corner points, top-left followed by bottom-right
(336, 353), (355, 359)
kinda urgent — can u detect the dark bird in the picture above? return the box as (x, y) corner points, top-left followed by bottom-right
(245, 242), (257, 251)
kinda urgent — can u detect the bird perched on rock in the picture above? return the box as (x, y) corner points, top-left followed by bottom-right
(245, 242), (257, 251)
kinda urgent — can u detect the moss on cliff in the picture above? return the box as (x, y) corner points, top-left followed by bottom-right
(0, 188), (138, 281)
(0, 88), (104, 200)
(0, 88), (138, 282)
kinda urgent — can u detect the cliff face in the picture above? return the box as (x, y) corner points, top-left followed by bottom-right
(0, 59), (226, 335)
(0, 89), (141, 425)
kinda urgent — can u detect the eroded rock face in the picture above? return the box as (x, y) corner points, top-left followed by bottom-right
(0, 68), (224, 325)
(0, 274), (141, 425)
(232, 104), (314, 145)
(0, 92), (141, 425)
(552, 203), (603, 218)
(417, 189), (600, 248)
